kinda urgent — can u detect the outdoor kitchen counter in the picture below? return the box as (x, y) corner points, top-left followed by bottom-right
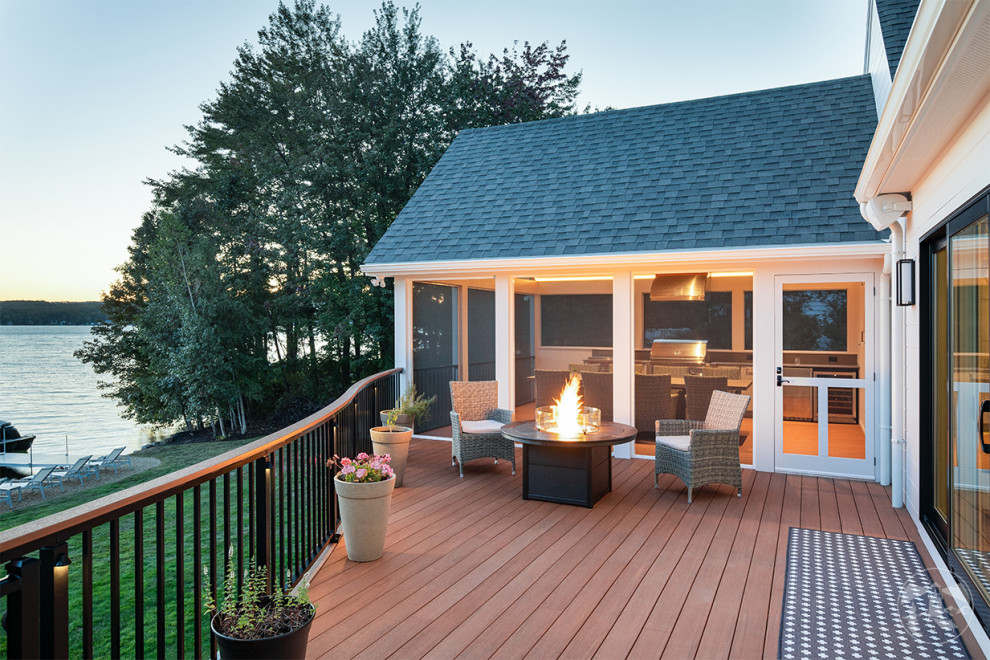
(502, 421), (637, 508)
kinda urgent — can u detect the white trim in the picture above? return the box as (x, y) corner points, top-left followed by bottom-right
(913, 516), (990, 656)
(362, 243), (889, 279)
(856, 0), (987, 200)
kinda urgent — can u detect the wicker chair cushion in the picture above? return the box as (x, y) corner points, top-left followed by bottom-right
(704, 390), (750, 430)
(461, 420), (504, 434)
(450, 381), (498, 421)
(656, 435), (691, 452)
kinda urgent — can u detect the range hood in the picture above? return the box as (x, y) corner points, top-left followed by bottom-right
(649, 273), (708, 301)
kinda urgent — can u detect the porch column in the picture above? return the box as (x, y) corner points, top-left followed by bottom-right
(751, 268), (774, 471)
(495, 275), (516, 410)
(393, 276), (414, 392)
(457, 284), (469, 381)
(612, 271), (635, 459)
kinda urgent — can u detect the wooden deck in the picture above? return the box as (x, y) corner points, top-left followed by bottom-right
(307, 438), (979, 659)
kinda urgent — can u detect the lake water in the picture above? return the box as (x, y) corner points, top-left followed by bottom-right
(0, 326), (175, 462)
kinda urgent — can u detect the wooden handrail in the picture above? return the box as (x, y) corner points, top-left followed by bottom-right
(0, 367), (402, 560)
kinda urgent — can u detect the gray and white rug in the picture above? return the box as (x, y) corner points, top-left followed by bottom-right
(778, 527), (969, 659)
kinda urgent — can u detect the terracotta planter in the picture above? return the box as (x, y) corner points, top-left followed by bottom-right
(370, 425), (413, 487)
(380, 410), (415, 432)
(335, 474), (395, 561)
(211, 604), (314, 659)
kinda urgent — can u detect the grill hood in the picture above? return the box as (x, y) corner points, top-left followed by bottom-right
(649, 273), (708, 301)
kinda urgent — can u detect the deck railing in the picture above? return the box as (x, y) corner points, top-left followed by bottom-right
(0, 368), (401, 659)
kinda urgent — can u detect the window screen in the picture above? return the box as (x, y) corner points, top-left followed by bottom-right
(540, 294), (613, 347)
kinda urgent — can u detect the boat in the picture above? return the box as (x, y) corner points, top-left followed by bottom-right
(0, 420), (36, 452)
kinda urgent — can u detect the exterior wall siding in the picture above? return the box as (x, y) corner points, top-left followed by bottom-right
(901, 101), (990, 518)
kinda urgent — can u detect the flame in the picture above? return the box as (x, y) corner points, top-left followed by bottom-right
(553, 375), (584, 435)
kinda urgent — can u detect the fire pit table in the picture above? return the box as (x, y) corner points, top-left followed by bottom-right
(501, 421), (637, 508)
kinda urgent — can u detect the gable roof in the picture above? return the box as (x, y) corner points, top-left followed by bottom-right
(876, 0), (921, 77)
(365, 75), (883, 267)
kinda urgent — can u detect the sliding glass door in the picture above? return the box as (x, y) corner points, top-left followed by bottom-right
(925, 190), (990, 615)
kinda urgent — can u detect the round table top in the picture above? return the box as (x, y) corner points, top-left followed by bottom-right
(501, 421), (638, 448)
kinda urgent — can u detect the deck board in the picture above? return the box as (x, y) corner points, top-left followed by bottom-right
(307, 438), (977, 659)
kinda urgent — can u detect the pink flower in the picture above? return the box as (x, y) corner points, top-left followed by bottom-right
(357, 452), (369, 460)
(356, 468), (367, 479)
(340, 457), (351, 466)
(341, 464), (355, 475)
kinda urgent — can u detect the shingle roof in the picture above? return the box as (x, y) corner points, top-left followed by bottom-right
(876, 0), (920, 77)
(365, 75), (883, 266)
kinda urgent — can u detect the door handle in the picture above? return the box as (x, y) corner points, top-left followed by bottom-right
(776, 374), (790, 387)
(981, 400), (990, 454)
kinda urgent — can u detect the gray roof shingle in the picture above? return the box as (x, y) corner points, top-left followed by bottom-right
(365, 75), (883, 266)
(876, 0), (920, 77)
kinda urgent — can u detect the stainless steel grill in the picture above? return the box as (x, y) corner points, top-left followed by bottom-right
(649, 339), (707, 366)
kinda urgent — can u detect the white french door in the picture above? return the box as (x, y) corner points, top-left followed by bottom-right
(773, 273), (875, 478)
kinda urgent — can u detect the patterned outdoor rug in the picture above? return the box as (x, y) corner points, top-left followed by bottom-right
(778, 528), (970, 659)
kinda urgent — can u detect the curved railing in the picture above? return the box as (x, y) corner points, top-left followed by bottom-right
(0, 368), (401, 659)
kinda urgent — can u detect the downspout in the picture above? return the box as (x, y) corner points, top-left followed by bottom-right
(888, 219), (906, 508)
(861, 197), (908, 508)
(879, 255), (892, 486)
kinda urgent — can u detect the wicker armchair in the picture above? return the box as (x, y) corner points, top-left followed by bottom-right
(449, 381), (515, 478)
(684, 375), (728, 421)
(654, 390), (750, 502)
(701, 365), (741, 379)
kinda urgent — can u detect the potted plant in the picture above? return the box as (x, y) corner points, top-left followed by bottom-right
(206, 548), (315, 659)
(370, 409), (414, 487)
(329, 452), (396, 561)
(379, 384), (437, 432)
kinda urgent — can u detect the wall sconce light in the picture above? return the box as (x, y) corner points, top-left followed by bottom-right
(897, 258), (915, 306)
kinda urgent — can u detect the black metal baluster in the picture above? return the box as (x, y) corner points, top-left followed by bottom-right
(278, 447), (285, 589)
(254, 456), (271, 592)
(83, 529), (93, 659)
(236, 467), (244, 594)
(194, 485), (202, 660)
(110, 519), (121, 659)
(223, 472), (231, 565)
(134, 509), (144, 658)
(175, 490), (185, 659)
(156, 500), (166, 660)
(209, 479), (218, 660)
(248, 460), (255, 561)
(294, 439), (301, 579)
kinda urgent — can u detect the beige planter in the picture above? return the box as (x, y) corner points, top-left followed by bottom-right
(335, 475), (395, 562)
(370, 425), (413, 487)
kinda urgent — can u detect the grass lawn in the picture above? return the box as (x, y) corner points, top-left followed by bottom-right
(1, 439), (257, 532)
(0, 438), (329, 658)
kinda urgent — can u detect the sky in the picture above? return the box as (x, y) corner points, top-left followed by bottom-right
(0, 0), (868, 302)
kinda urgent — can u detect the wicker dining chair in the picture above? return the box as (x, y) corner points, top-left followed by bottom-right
(635, 373), (672, 435)
(580, 372), (613, 422)
(449, 381), (516, 477)
(655, 390), (751, 502)
(534, 369), (576, 408)
(684, 375), (728, 421)
(568, 362), (601, 373)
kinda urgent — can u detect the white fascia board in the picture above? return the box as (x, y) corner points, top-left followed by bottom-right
(856, 0), (980, 202)
(360, 242), (889, 279)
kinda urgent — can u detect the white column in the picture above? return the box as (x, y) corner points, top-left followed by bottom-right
(495, 275), (516, 410)
(393, 277), (414, 392)
(612, 271), (635, 459)
(458, 284), (469, 381)
(751, 267), (775, 471)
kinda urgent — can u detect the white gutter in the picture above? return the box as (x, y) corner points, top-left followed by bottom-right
(361, 242), (889, 279)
